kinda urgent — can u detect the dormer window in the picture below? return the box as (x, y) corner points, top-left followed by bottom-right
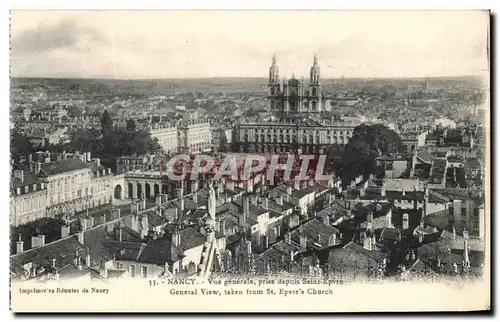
(16, 187), (21, 195)
(33, 184), (37, 192)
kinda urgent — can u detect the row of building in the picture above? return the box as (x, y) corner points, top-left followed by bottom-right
(10, 151), (125, 227)
(10, 169), (485, 282)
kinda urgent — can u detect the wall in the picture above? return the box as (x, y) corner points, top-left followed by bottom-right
(10, 191), (48, 226)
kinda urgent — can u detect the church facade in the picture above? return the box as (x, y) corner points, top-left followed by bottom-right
(233, 54), (359, 154)
(268, 54), (328, 114)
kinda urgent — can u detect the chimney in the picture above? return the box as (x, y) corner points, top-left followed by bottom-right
(285, 232), (292, 244)
(402, 188), (406, 196)
(287, 186), (292, 195)
(31, 236), (38, 248)
(363, 235), (372, 250)
(173, 207), (178, 221)
(464, 239), (470, 268)
(262, 197), (269, 210)
(77, 257), (83, 270)
(242, 196), (249, 225)
(155, 195), (162, 206)
(317, 233), (322, 244)
(38, 234), (45, 246)
(78, 231), (84, 244)
(172, 229), (181, 247)
(192, 191), (198, 203)
(80, 218), (88, 232)
(61, 225), (70, 238)
(463, 229), (469, 240)
(34, 162), (42, 175)
(381, 185), (386, 197)
(322, 215), (329, 226)
(220, 220), (226, 235)
(328, 233), (337, 246)
(87, 152), (91, 162)
(402, 213), (409, 230)
(131, 202), (139, 214)
(290, 250), (294, 262)
(16, 235), (23, 254)
(276, 196), (283, 206)
(299, 234), (307, 252)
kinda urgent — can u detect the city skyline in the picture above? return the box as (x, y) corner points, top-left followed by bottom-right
(10, 10), (489, 79)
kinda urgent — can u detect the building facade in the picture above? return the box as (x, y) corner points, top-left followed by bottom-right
(148, 122), (178, 154)
(268, 54), (328, 114)
(235, 119), (356, 154)
(10, 151), (123, 226)
(178, 120), (213, 152)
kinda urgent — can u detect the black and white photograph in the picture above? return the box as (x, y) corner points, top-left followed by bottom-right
(8, 10), (490, 312)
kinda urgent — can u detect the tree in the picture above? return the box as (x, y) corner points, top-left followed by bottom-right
(66, 129), (103, 155)
(341, 124), (404, 187)
(126, 119), (137, 131)
(10, 132), (36, 164)
(100, 109), (113, 136)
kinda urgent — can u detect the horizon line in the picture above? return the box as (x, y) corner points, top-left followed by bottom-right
(10, 74), (486, 81)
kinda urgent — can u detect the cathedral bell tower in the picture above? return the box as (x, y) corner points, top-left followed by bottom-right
(309, 54), (322, 112)
(268, 54), (280, 112)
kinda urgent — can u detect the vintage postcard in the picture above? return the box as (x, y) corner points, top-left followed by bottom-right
(9, 10), (490, 312)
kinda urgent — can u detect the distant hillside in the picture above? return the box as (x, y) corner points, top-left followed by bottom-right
(10, 75), (486, 95)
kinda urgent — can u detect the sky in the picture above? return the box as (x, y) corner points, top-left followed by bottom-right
(10, 10), (489, 79)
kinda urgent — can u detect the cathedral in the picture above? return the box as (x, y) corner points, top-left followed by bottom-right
(233, 53), (359, 154)
(267, 54), (327, 115)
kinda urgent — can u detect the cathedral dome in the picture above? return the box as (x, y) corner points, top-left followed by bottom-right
(288, 77), (301, 87)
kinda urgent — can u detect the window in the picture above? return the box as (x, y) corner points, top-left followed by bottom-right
(117, 263), (124, 270)
(129, 265), (136, 277)
(141, 266), (148, 278)
(461, 208), (467, 217)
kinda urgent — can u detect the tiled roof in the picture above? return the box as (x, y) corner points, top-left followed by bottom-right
(102, 241), (145, 261)
(417, 151), (434, 164)
(179, 227), (207, 251)
(136, 238), (183, 264)
(39, 158), (90, 176)
(433, 189), (470, 201)
(385, 190), (425, 201)
(290, 218), (339, 249)
(343, 242), (382, 261)
(327, 243), (379, 274)
(11, 236), (82, 276)
(423, 210), (451, 230)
